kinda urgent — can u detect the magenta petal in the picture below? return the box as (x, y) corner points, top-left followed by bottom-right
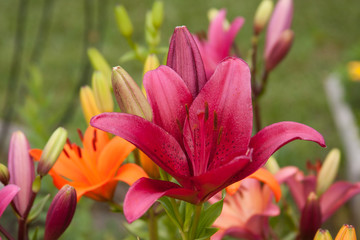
(244, 122), (325, 179)
(184, 58), (252, 172)
(167, 26), (207, 97)
(144, 66), (193, 144)
(0, 184), (20, 217)
(208, 9), (244, 62)
(320, 181), (360, 222)
(90, 113), (190, 178)
(192, 155), (250, 201)
(124, 178), (198, 223)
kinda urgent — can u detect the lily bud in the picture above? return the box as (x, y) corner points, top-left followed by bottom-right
(37, 127), (68, 176)
(92, 71), (114, 112)
(335, 225), (357, 240)
(0, 163), (9, 185)
(264, 156), (280, 174)
(254, 0), (274, 35)
(143, 54), (160, 76)
(112, 66), (153, 121)
(316, 148), (341, 195)
(167, 26), (207, 98)
(80, 86), (101, 123)
(87, 48), (112, 84)
(8, 131), (35, 217)
(44, 185), (77, 240)
(314, 229), (333, 240)
(115, 5), (133, 38)
(145, 11), (160, 47)
(265, 29), (294, 72)
(299, 192), (322, 240)
(151, 1), (163, 29)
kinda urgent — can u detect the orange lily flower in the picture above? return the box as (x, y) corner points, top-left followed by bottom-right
(31, 126), (148, 202)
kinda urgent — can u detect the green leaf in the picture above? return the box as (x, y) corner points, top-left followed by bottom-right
(157, 197), (182, 230)
(31, 227), (39, 240)
(27, 194), (50, 223)
(196, 198), (224, 238)
(195, 227), (219, 240)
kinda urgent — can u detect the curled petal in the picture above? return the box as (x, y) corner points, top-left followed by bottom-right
(0, 184), (20, 217)
(124, 178), (198, 222)
(237, 122), (325, 182)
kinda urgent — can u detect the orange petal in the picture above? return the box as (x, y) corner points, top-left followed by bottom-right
(249, 168), (282, 202)
(114, 163), (148, 186)
(139, 150), (160, 179)
(226, 181), (242, 195)
(97, 137), (136, 177)
(83, 126), (110, 164)
(29, 149), (42, 161)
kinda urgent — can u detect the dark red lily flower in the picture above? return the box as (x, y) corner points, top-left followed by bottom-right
(91, 26), (325, 223)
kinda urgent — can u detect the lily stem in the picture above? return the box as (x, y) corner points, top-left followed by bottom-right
(189, 204), (202, 239)
(0, 225), (15, 240)
(148, 206), (158, 240)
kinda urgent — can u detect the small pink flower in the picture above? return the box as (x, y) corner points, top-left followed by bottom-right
(194, 9), (245, 79)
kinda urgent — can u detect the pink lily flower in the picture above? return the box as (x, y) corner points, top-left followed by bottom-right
(283, 167), (360, 232)
(91, 26), (325, 223)
(193, 9), (245, 79)
(264, 0), (294, 71)
(8, 131), (35, 217)
(210, 167), (297, 240)
(0, 184), (20, 218)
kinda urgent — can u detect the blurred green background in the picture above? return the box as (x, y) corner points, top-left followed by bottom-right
(1, 0), (360, 239)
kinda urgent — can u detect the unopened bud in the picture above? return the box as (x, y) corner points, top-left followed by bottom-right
(87, 48), (112, 84)
(37, 127), (68, 176)
(254, 0), (274, 35)
(317, 148), (341, 195)
(44, 185), (77, 240)
(115, 5), (133, 38)
(143, 54), (160, 76)
(151, 1), (163, 29)
(80, 86), (101, 123)
(264, 156), (280, 174)
(299, 192), (322, 240)
(314, 229), (333, 240)
(32, 175), (41, 193)
(265, 29), (294, 72)
(92, 71), (114, 112)
(112, 66), (153, 121)
(335, 225), (357, 240)
(0, 164), (9, 185)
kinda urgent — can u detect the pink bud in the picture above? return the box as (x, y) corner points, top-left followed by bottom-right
(265, 29), (294, 71)
(265, 0), (293, 59)
(299, 192), (322, 239)
(8, 131), (35, 217)
(44, 185), (77, 240)
(167, 26), (207, 98)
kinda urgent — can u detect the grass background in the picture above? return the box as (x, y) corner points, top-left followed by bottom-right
(1, 0), (360, 238)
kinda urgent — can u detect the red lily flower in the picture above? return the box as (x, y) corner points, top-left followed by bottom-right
(91, 26), (325, 223)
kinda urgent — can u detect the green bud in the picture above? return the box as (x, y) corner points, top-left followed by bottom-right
(115, 5), (134, 38)
(143, 54), (160, 76)
(112, 66), (153, 121)
(316, 148), (341, 195)
(37, 127), (68, 176)
(264, 156), (280, 174)
(87, 48), (112, 85)
(151, 1), (164, 28)
(32, 175), (41, 193)
(0, 163), (10, 185)
(92, 71), (114, 112)
(314, 229), (333, 240)
(254, 0), (274, 35)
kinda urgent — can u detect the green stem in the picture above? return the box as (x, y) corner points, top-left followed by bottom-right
(189, 204), (202, 239)
(148, 206), (158, 240)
